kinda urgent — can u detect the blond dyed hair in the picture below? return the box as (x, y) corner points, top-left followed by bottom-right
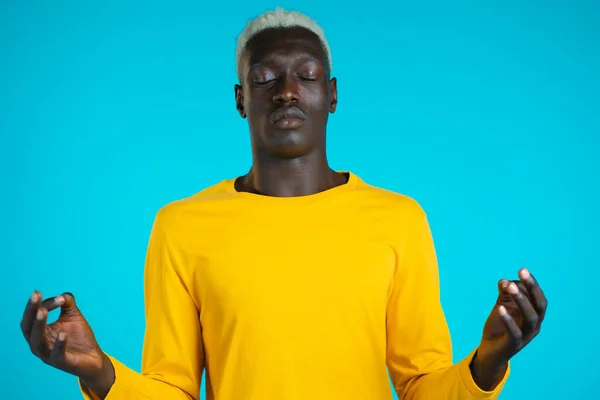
(235, 7), (332, 79)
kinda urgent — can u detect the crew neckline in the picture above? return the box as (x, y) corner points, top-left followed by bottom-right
(224, 171), (360, 202)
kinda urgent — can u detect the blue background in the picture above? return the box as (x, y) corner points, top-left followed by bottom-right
(1, 1), (598, 399)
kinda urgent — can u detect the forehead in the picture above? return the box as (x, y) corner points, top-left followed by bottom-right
(243, 27), (327, 67)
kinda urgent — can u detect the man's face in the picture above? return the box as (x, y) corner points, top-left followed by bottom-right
(235, 27), (337, 159)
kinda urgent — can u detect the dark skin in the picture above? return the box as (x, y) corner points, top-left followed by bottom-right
(234, 27), (347, 197)
(20, 292), (114, 397)
(471, 268), (548, 390)
(21, 26), (547, 397)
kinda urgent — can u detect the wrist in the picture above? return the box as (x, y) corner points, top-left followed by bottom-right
(80, 353), (115, 398)
(470, 350), (508, 391)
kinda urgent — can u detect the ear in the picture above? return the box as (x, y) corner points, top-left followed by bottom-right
(234, 84), (246, 118)
(329, 77), (338, 113)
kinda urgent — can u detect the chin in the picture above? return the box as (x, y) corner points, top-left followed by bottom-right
(264, 130), (314, 159)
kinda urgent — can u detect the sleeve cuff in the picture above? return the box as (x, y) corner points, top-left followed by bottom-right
(79, 354), (135, 400)
(458, 349), (510, 399)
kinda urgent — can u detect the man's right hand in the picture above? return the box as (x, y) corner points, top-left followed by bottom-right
(20, 291), (115, 398)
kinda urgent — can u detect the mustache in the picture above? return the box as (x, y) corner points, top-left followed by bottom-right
(269, 106), (306, 123)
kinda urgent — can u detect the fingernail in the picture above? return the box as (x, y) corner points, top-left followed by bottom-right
(498, 305), (507, 315)
(36, 309), (45, 320)
(30, 292), (39, 303)
(58, 332), (66, 341)
(520, 268), (531, 280)
(508, 282), (519, 294)
(55, 296), (64, 305)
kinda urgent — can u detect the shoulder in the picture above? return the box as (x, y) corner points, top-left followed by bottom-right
(353, 175), (435, 250)
(152, 177), (238, 230)
(354, 173), (427, 222)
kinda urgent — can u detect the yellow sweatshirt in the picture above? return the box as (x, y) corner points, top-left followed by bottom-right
(81, 172), (508, 400)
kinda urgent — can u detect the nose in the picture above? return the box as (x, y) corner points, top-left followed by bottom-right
(272, 74), (299, 104)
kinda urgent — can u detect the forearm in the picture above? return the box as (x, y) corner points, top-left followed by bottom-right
(469, 351), (509, 392)
(398, 350), (509, 400)
(80, 355), (198, 400)
(79, 353), (115, 399)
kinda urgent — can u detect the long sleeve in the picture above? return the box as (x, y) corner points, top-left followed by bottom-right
(80, 212), (204, 400)
(386, 210), (509, 399)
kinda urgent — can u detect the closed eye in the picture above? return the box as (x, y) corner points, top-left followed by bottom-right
(254, 79), (276, 85)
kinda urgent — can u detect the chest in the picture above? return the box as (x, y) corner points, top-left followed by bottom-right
(189, 216), (397, 326)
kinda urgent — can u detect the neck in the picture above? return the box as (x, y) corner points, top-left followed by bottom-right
(240, 149), (343, 197)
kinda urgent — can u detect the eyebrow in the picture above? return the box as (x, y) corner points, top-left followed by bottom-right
(250, 52), (321, 69)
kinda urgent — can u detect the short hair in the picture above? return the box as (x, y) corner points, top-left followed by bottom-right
(235, 7), (332, 80)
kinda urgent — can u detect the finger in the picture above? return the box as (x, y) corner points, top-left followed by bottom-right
(49, 331), (67, 367)
(59, 292), (81, 317)
(29, 307), (51, 360)
(497, 279), (509, 293)
(506, 281), (539, 334)
(21, 291), (41, 341)
(519, 268), (548, 322)
(497, 279), (517, 303)
(498, 279), (528, 301)
(498, 305), (523, 345)
(40, 295), (66, 313)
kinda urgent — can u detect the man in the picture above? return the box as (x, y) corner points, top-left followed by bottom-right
(21, 8), (547, 400)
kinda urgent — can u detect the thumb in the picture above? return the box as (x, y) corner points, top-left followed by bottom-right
(497, 279), (509, 294)
(59, 292), (82, 317)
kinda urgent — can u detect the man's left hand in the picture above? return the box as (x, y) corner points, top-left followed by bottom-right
(471, 268), (548, 390)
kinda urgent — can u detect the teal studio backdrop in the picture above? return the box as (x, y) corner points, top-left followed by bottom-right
(1, 1), (598, 399)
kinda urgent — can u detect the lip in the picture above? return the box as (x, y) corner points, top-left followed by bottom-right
(273, 116), (306, 129)
(270, 106), (306, 125)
